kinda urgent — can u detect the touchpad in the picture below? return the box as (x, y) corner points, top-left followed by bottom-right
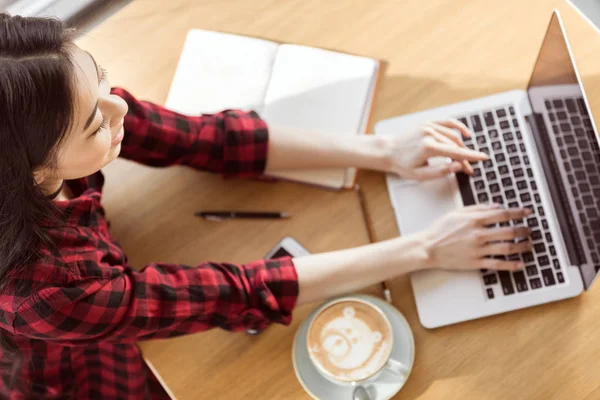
(389, 176), (459, 235)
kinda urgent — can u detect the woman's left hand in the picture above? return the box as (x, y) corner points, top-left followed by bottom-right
(378, 119), (488, 181)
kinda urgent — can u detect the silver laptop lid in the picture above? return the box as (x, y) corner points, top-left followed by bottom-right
(567, 0), (600, 35)
(526, 10), (600, 289)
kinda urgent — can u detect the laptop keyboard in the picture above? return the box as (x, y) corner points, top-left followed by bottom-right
(456, 105), (563, 299)
(545, 97), (600, 271)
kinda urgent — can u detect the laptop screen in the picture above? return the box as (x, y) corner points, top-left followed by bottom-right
(527, 12), (600, 289)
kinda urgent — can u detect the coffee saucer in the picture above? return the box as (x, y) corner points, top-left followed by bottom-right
(292, 295), (415, 400)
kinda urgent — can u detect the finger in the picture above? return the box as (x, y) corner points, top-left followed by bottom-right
(426, 123), (464, 147)
(412, 162), (463, 181)
(463, 203), (503, 212)
(478, 226), (532, 242)
(475, 207), (532, 226)
(424, 141), (489, 161)
(478, 240), (533, 257)
(437, 118), (473, 138)
(474, 258), (525, 271)
(423, 128), (474, 174)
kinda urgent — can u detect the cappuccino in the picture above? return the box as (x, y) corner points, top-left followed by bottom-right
(306, 299), (393, 382)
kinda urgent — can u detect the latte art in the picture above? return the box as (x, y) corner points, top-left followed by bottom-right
(307, 300), (393, 382)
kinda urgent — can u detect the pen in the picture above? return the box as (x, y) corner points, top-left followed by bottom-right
(195, 211), (291, 221)
(355, 185), (393, 304)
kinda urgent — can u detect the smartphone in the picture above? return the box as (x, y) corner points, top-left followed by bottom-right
(264, 236), (310, 259)
(247, 237), (310, 336)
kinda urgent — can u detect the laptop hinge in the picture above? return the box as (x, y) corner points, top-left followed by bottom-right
(525, 113), (582, 270)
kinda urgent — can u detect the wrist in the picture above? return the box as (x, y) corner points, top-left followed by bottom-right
(378, 233), (431, 275)
(349, 135), (393, 172)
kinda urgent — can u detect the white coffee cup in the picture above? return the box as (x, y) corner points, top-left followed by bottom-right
(305, 296), (410, 388)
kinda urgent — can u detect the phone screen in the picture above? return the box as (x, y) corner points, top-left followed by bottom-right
(271, 247), (293, 258)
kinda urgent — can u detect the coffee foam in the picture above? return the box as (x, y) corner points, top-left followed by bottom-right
(307, 300), (393, 382)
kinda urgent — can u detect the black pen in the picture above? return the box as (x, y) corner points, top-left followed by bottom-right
(195, 211), (291, 221)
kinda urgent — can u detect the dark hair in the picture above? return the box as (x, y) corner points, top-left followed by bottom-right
(0, 13), (76, 290)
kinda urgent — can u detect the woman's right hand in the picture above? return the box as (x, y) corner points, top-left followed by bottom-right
(421, 203), (533, 271)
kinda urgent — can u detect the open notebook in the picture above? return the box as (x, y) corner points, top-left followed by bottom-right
(165, 30), (380, 189)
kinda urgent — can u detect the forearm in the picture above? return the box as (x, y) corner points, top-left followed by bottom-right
(293, 234), (428, 305)
(265, 124), (390, 172)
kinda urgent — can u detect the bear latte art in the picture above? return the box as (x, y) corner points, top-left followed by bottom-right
(307, 300), (393, 382)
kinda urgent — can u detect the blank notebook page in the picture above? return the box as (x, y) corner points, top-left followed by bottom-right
(165, 30), (278, 115)
(262, 44), (379, 188)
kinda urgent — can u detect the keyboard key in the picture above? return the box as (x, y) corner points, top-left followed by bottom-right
(534, 243), (546, 253)
(507, 144), (517, 154)
(478, 193), (489, 202)
(483, 274), (498, 285)
(527, 216), (538, 227)
(477, 136), (486, 145)
(557, 272), (565, 283)
(486, 171), (497, 181)
(510, 156), (520, 166)
(473, 168), (482, 178)
(531, 181), (537, 190)
(471, 115), (483, 132)
(521, 193), (532, 203)
(489, 184), (500, 194)
(553, 259), (560, 270)
(500, 120), (510, 130)
(498, 271), (515, 295)
(512, 118), (519, 127)
(517, 180), (527, 190)
(566, 98), (576, 112)
(509, 106), (515, 115)
(502, 177), (512, 186)
(496, 108), (507, 118)
(513, 271), (528, 292)
(515, 168), (524, 177)
(532, 230), (542, 241)
(484, 112), (494, 127)
(560, 122), (571, 132)
(516, 130), (522, 140)
(496, 153), (506, 163)
(508, 201), (519, 208)
(541, 268), (556, 286)
(534, 193), (541, 202)
(503, 132), (514, 141)
(520, 143), (526, 152)
(506, 190), (516, 199)
(523, 155), (530, 165)
(527, 168), (534, 178)
(483, 160), (493, 169)
(542, 220), (549, 229)
(474, 180), (485, 191)
(499, 165), (509, 175)
(486, 288), (494, 299)
(457, 172), (475, 206)
(489, 129), (499, 139)
(545, 232), (552, 242)
(537, 206), (545, 216)
(539, 255), (550, 267)
(530, 277), (542, 289)
(493, 195), (503, 204)
(492, 141), (502, 151)
(553, 99), (564, 109)
(549, 246), (556, 256)
(557, 111), (567, 120)
(526, 264), (537, 276)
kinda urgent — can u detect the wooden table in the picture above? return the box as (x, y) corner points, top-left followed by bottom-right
(77, 0), (600, 398)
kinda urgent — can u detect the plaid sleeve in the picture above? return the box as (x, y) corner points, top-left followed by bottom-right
(111, 87), (269, 178)
(12, 258), (298, 344)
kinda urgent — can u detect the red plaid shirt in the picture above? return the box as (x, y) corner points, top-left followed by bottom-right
(0, 88), (299, 399)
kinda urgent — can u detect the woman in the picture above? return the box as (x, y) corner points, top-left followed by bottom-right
(0, 13), (532, 399)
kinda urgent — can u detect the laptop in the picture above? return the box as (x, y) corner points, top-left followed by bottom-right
(374, 10), (600, 328)
(566, 0), (600, 35)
